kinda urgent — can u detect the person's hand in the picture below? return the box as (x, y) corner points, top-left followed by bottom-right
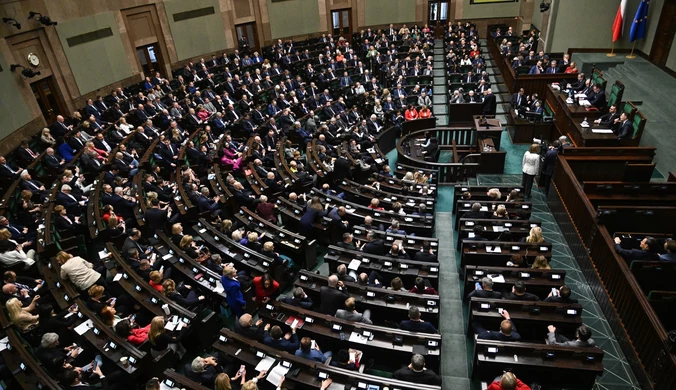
(198, 296), (205, 301)
(262, 297), (270, 304)
(22, 227), (28, 234)
(32, 295), (40, 302)
(255, 319), (264, 327)
(501, 309), (510, 320)
(20, 289), (29, 297)
(93, 365), (103, 377)
(614, 237), (621, 244)
(265, 324), (271, 331)
(548, 325), (556, 333)
(337, 281), (344, 288)
(284, 332), (292, 340)
(70, 348), (80, 357)
(320, 378), (333, 390)
(257, 370), (268, 379)
(278, 375), (286, 386)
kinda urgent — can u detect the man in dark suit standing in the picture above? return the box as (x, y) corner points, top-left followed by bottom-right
(319, 275), (349, 315)
(145, 198), (171, 234)
(15, 140), (39, 167)
(482, 89), (497, 115)
(540, 140), (560, 195)
(510, 88), (527, 108)
(613, 236), (660, 262)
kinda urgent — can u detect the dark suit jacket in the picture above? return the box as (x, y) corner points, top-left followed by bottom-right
(467, 289), (503, 299)
(614, 244), (659, 262)
(145, 207), (168, 234)
(319, 286), (349, 315)
(392, 367), (441, 385)
(482, 94), (497, 115)
(616, 120), (633, 140)
(363, 239), (386, 256)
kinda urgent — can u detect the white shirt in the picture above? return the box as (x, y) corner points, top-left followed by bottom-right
(522, 151), (540, 175)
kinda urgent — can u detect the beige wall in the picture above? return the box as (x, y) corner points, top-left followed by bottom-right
(545, 0), (664, 53)
(0, 51), (33, 139)
(460, 0), (520, 19)
(55, 12), (133, 94)
(363, 0), (416, 26)
(164, 0), (229, 61)
(267, 0), (321, 39)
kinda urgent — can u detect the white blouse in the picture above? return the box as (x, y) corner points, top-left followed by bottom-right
(522, 151), (540, 175)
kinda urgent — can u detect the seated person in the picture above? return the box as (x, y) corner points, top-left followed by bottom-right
(392, 354), (441, 385)
(613, 236), (660, 262)
(409, 277), (438, 295)
(337, 232), (359, 250)
(399, 306), (438, 334)
(35, 332), (103, 376)
(355, 271), (383, 288)
(473, 309), (521, 341)
(546, 324), (596, 347)
(487, 372), (532, 390)
(330, 348), (360, 370)
(414, 241), (437, 262)
(334, 263), (356, 283)
(661, 240), (676, 262)
(114, 319), (151, 346)
(462, 202), (485, 219)
(467, 277), (502, 299)
(389, 277), (406, 291)
(185, 356), (223, 387)
(503, 281), (540, 301)
(280, 287), (313, 309)
(295, 337), (332, 362)
(531, 255), (551, 270)
(544, 285), (578, 303)
(162, 279), (205, 308)
(263, 324), (299, 353)
(61, 366), (106, 389)
(335, 297), (372, 324)
(235, 313), (268, 342)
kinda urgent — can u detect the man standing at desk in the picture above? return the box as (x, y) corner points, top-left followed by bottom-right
(511, 88), (527, 108)
(482, 89), (497, 115)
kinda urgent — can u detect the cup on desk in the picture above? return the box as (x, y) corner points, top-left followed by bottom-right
(120, 356), (129, 367)
(162, 304), (170, 315)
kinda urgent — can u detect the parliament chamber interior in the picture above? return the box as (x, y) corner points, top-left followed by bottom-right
(1, 0), (676, 389)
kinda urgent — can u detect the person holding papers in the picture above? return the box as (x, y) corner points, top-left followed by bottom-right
(148, 315), (187, 360)
(263, 324), (299, 353)
(295, 337), (332, 362)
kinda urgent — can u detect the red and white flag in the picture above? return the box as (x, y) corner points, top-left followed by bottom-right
(612, 0), (627, 42)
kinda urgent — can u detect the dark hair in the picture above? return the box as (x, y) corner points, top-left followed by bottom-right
(577, 324), (592, 341)
(38, 304), (54, 323)
(335, 349), (349, 363)
(115, 319), (132, 338)
(63, 369), (79, 385)
(151, 198), (160, 206)
(473, 225), (484, 235)
(414, 277), (426, 291)
(560, 285), (572, 298)
(514, 281), (526, 294)
(644, 236), (659, 252)
(270, 325), (283, 339)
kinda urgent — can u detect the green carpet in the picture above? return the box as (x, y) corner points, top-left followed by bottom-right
(500, 130), (529, 175)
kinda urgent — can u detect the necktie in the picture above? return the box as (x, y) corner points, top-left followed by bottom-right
(64, 215), (72, 224)
(4, 165), (15, 174)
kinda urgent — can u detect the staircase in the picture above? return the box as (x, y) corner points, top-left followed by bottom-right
(601, 58), (676, 177)
(432, 39), (449, 126)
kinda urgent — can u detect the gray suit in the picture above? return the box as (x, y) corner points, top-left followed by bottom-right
(546, 332), (596, 347)
(335, 309), (373, 324)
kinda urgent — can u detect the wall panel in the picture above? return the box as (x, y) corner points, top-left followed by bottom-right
(164, 0), (228, 60)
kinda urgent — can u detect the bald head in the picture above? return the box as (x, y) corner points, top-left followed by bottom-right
(328, 275), (339, 287)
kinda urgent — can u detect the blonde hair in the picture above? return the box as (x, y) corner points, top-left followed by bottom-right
(171, 223), (182, 234)
(162, 279), (176, 296)
(6, 298), (23, 326)
(54, 205), (65, 214)
(88, 285), (105, 298)
(223, 265), (236, 277)
(148, 316), (165, 343)
(149, 271), (162, 283)
(56, 251), (72, 265)
(528, 143), (540, 154)
(247, 232), (258, 242)
(214, 374), (232, 390)
(263, 241), (274, 251)
(179, 235), (193, 248)
(0, 229), (12, 240)
(220, 219), (233, 232)
(403, 172), (414, 181)
(231, 230), (243, 241)
(108, 215), (119, 228)
(531, 255), (551, 270)
(241, 380), (259, 390)
(495, 205), (507, 216)
(526, 226), (544, 244)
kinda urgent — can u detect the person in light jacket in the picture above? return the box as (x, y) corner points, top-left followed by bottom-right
(57, 251), (104, 291)
(521, 143), (540, 198)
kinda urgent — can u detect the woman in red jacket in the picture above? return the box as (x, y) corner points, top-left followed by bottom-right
(114, 319), (152, 346)
(404, 105), (419, 121)
(419, 105), (432, 119)
(487, 372), (531, 390)
(252, 273), (280, 306)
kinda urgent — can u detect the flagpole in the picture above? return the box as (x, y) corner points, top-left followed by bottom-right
(607, 41), (616, 57)
(626, 42), (637, 58)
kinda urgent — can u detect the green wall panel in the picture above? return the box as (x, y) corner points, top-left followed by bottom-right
(0, 52), (33, 137)
(267, 0), (321, 39)
(165, 0), (228, 61)
(364, 0), (416, 26)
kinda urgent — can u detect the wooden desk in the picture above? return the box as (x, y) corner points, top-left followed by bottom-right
(473, 115), (503, 151)
(456, 219), (541, 250)
(464, 265), (566, 299)
(472, 339), (603, 389)
(506, 108), (556, 143)
(162, 369), (210, 390)
(461, 241), (552, 269)
(214, 328), (441, 390)
(260, 301), (441, 370)
(545, 85), (618, 147)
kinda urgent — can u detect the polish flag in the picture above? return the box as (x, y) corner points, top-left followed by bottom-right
(612, 0), (627, 42)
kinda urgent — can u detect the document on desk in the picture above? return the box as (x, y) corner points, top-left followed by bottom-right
(74, 319), (94, 335)
(213, 285), (225, 294)
(486, 246), (502, 253)
(255, 356), (276, 372)
(574, 93), (587, 99)
(266, 364), (289, 387)
(489, 274), (506, 283)
(348, 259), (361, 271)
(375, 158), (384, 164)
(349, 332), (369, 344)
(0, 336), (8, 351)
(592, 128), (614, 134)
(579, 100), (591, 106)
(492, 226), (504, 232)
(113, 273), (123, 282)
(98, 250), (110, 260)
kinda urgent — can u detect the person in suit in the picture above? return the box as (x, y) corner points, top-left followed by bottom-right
(0, 156), (22, 180)
(529, 60), (543, 74)
(541, 140), (560, 195)
(280, 287), (313, 309)
(482, 89), (497, 115)
(546, 324), (596, 347)
(544, 285), (578, 304)
(61, 365), (107, 389)
(594, 104), (620, 127)
(196, 187), (221, 217)
(15, 140), (39, 167)
(399, 306), (438, 333)
(53, 205), (83, 233)
(145, 198), (171, 234)
(587, 84), (607, 109)
(56, 185), (86, 215)
(263, 324), (299, 353)
(511, 88), (527, 108)
(462, 203), (486, 219)
(319, 275), (349, 315)
(19, 171), (46, 201)
(360, 230), (386, 255)
(185, 356), (223, 388)
(615, 112), (634, 140)
(392, 354), (441, 385)
(337, 232), (358, 250)
(235, 313), (267, 342)
(660, 240), (676, 262)
(413, 241), (437, 262)
(504, 281), (540, 301)
(474, 309), (521, 341)
(467, 277), (503, 299)
(42, 148), (65, 174)
(613, 236), (660, 262)
(335, 297), (372, 324)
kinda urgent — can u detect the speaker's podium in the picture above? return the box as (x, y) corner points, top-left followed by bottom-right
(474, 115), (506, 174)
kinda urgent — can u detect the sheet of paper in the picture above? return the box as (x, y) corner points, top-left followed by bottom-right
(74, 319), (94, 335)
(213, 285), (225, 294)
(113, 273), (123, 282)
(255, 356), (276, 372)
(98, 250), (110, 259)
(492, 226), (504, 232)
(480, 207), (489, 212)
(580, 122), (590, 128)
(579, 100), (591, 106)
(591, 129), (614, 134)
(348, 259), (361, 271)
(574, 93), (587, 99)
(164, 322), (178, 331)
(162, 254), (173, 260)
(489, 274), (506, 283)
(486, 246), (502, 253)
(266, 364), (289, 387)
(349, 332), (368, 344)
(0, 336), (8, 351)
